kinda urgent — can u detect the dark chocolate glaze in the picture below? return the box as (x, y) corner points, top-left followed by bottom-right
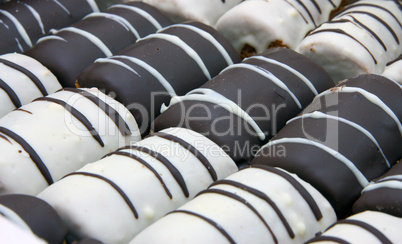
(167, 209), (236, 244)
(77, 21), (240, 136)
(327, 219), (392, 244)
(0, 77), (21, 108)
(0, 0), (95, 54)
(115, 145), (190, 198)
(0, 126), (53, 185)
(0, 58), (47, 96)
(197, 188), (278, 244)
(153, 47), (334, 166)
(306, 235), (351, 244)
(107, 150), (173, 199)
(25, 2), (173, 87)
(209, 179), (295, 238)
(353, 161), (402, 217)
(34, 97), (104, 147)
(153, 131), (217, 181)
(252, 74), (402, 218)
(61, 88), (132, 137)
(65, 171), (139, 219)
(0, 194), (68, 244)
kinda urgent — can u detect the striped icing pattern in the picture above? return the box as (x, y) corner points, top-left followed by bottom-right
(109, 4), (164, 30)
(161, 88), (266, 141)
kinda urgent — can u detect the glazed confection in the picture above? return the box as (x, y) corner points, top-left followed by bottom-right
(0, 0), (98, 54)
(306, 211), (402, 243)
(352, 160), (402, 217)
(382, 55), (402, 84)
(252, 74), (402, 218)
(77, 21), (240, 136)
(0, 194), (67, 243)
(25, 1), (173, 87)
(297, 0), (402, 83)
(138, 0), (243, 26)
(38, 127), (237, 244)
(153, 47), (334, 166)
(0, 53), (61, 118)
(0, 215), (46, 244)
(0, 88), (140, 196)
(130, 165), (336, 244)
(215, 0), (343, 58)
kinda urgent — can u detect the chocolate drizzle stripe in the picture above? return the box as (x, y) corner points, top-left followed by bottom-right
(0, 134), (12, 144)
(34, 97), (104, 147)
(337, 3), (402, 30)
(197, 188), (278, 244)
(310, 0), (321, 14)
(284, 0), (308, 23)
(61, 88), (132, 136)
(308, 235), (351, 244)
(154, 131), (217, 181)
(328, 219), (392, 244)
(109, 151), (173, 199)
(116, 145), (189, 197)
(65, 172), (138, 219)
(310, 28), (377, 64)
(0, 58), (47, 96)
(386, 54), (402, 66)
(338, 10), (399, 45)
(209, 179), (295, 238)
(295, 0), (317, 27)
(0, 78), (21, 108)
(168, 209), (236, 244)
(0, 126), (53, 185)
(327, 0), (336, 9)
(251, 165), (323, 220)
(331, 17), (386, 51)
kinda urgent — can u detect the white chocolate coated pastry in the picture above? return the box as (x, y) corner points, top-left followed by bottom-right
(382, 56), (402, 85)
(216, 0), (342, 57)
(0, 215), (46, 244)
(0, 53), (61, 118)
(138, 0), (243, 26)
(38, 127), (237, 244)
(306, 211), (402, 243)
(130, 165), (336, 244)
(0, 88), (140, 196)
(297, 0), (402, 83)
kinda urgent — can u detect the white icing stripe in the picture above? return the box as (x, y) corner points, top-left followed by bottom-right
(14, 38), (23, 52)
(112, 55), (176, 96)
(85, 0), (100, 12)
(23, 3), (45, 35)
(245, 56), (320, 95)
(0, 19), (9, 29)
(260, 137), (369, 187)
(84, 12), (140, 39)
(95, 58), (141, 78)
(36, 35), (67, 44)
(110, 4), (163, 30)
(0, 9), (32, 47)
(168, 24), (234, 66)
(141, 33), (212, 80)
(378, 175), (402, 182)
(362, 180), (402, 193)
(0, 204), (32, 232)
(314, 87), (402, 137)
(51, 27), (112, 57)
(221, 63), (302, 108)
(52, 0), (70, 15)
(287, 111), (390, 167)
(161, 88), (266, 140)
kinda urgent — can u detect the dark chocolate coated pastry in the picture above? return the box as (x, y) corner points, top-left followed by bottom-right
(0, 0), (97, 54)
(252, 74), (402, 218)
(25, 1), (173, 87)
(0, 194), (68, 244)
(152, 47), (334, 166)
(77, 21), (241, 136)
(353, 160), (402, 217)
